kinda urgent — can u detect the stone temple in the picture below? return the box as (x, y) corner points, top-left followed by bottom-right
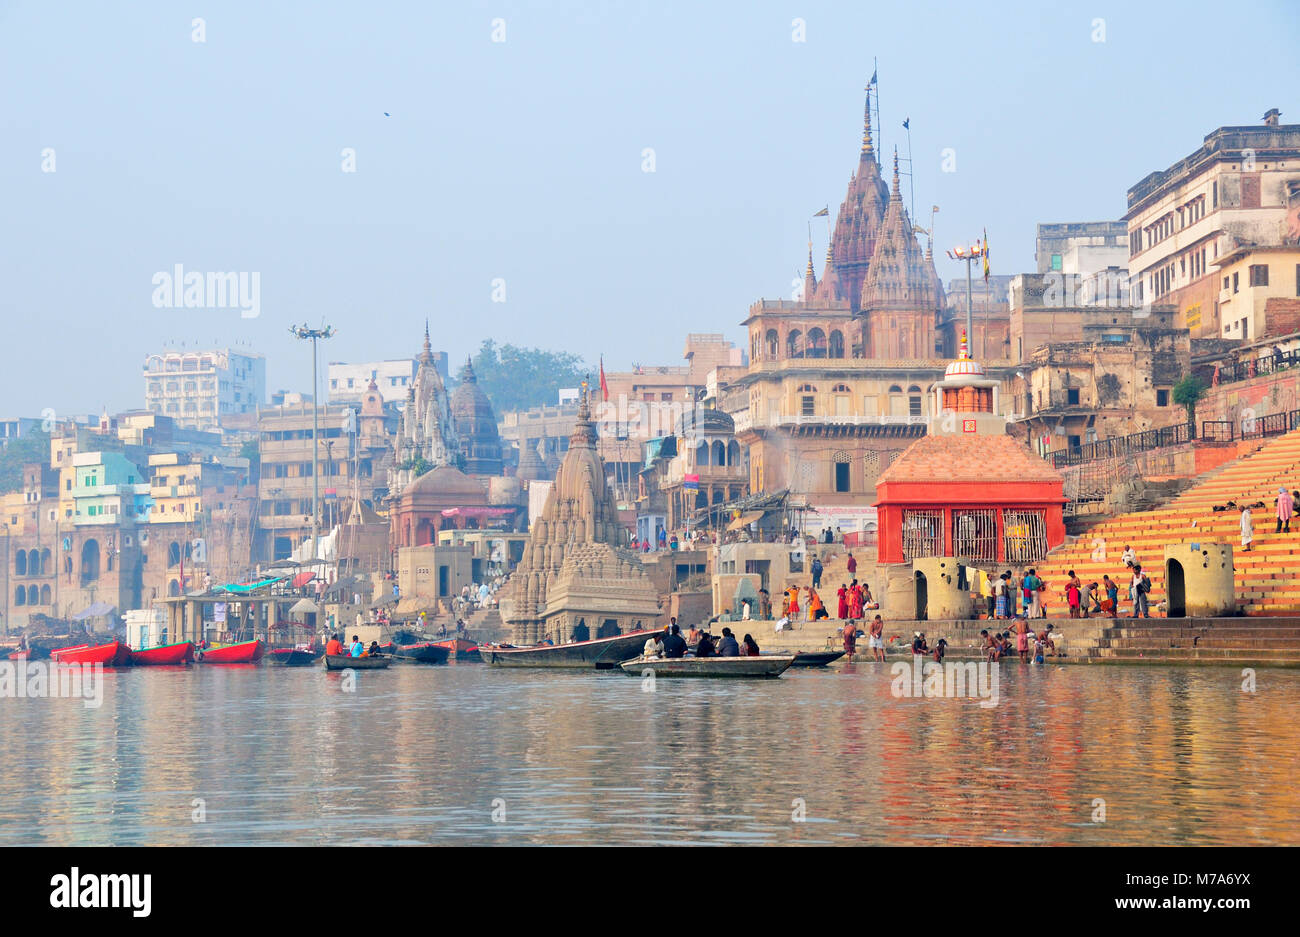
(506, 389), (660, 644)
(390, 324), (458, 496)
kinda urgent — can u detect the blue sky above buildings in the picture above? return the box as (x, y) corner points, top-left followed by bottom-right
(2, 0), (1297, 416)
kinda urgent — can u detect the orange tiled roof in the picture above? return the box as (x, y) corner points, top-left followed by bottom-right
(877, 434), (1063, 484)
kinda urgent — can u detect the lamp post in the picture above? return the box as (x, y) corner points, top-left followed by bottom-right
(289, 324), (335, 564)
(946, 242), (987, 353)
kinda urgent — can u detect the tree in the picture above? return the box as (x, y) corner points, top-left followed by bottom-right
(1173, 374), (1208, 436)
(469, 339), (589, 413)
(0, 427), (50, 494)
(238, 438), (260, 485)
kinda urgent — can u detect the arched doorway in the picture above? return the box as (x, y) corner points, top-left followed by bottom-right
(1165, 558), (1186, 618)
(571, 618), (590, 642)
(915, 570), (928, 620)
(596, 619), (620, 638)
(80, 540), (100, 585)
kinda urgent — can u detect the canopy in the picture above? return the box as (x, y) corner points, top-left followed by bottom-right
(727, 510), (766, 532)
(290, 571), (317, 589)
(217, 576), (286, 594)
(71, 601), (117, 621)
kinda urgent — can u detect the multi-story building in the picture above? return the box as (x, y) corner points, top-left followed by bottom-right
(1036, 221), (1129, 275)
(143, 348), (266, 431)
(1125, 110), (1300, 337)
(1213, 244), (1300, 342)
(327, 358), (421, 405)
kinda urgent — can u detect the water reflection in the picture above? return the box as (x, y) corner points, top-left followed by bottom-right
(1, 662), (1297, 845)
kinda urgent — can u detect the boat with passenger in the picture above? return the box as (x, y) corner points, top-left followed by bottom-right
(620, 654), (796, 678)
(478, 629), (656, 669)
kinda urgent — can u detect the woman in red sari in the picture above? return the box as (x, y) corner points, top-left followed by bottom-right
(836, 584), (849, 619)
(848, 582), (864, 620)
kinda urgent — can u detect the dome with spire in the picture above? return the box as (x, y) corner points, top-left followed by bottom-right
(450, 357), (504, 475)
(391, 323), (458, 496)
(516, 438), (550, 482)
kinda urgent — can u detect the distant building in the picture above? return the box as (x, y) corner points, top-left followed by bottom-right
(327, 358), (420, 405)
(1035, 221), (1129, 274)
(1125, 111), (1300, 337)
(143, 348), (266, 431)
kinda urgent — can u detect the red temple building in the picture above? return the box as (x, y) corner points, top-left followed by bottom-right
(874, 333), (1066, 565)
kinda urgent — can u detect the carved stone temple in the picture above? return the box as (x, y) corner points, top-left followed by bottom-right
(505, 391), (661, 644)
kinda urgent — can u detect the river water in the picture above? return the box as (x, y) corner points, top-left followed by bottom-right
(1, 660), (1297, 846)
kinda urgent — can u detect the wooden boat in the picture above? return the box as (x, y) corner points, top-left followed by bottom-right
(431, 637), (480, 658)
(620, 654), (796, 678)
(129, 641), (195, 666)
(324, 653), (391, 670)
(50, 640), (132, 667)
(479, 630), (656, 669)
(267, 647), (320, 667)
(198, 639), (265, 664)
(790, 650), (847, 667)
(391, 642), (450, 664)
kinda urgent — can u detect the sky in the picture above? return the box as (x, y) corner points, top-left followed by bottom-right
(2, 0), (1298, 418)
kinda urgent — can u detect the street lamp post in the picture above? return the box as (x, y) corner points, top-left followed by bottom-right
(290, 324), (335, 565)
(946, 242), (987, 351)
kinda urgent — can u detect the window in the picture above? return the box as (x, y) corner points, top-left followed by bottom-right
(908, 386), (923, 417)
(1067, 388), (1081, 406)
(1232, 272), (1239, 293)
(801, 395), (815, 417)
(833, 452), (851, 492)
(1156, 389), (1170, 407)
(1051, 253), (1062, 271)
(1249, 264), (1269, 287)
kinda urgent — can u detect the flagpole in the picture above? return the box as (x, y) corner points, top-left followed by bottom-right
(871, 59), (881, 160)
(905, 118), (915, 221)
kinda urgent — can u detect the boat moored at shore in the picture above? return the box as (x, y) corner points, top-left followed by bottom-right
(479, 630), (656, 669)
(620, 654), (796, 678)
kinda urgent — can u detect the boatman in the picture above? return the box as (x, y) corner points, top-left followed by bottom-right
(349, 634), (365, 657)
(325, 633), (344, 656)
(643, 632), (663, 659)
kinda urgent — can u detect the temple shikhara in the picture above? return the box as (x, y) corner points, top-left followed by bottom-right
(505, 389), (660, 644)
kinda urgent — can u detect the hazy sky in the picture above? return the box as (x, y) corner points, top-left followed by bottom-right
(2, 0), (1297, 418)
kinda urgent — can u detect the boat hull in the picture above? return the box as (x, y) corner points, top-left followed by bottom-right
(268, 648), (320, 667)
(392, 643), (450, 664)
(324, 654), (391, 670)
(50, 640), (132, 667)
(199, 640), (265, 664)
(790, 650), (847, 667)
(129, 641), (195, 666)
(479, 630), (655, 669)
(620, 654), (796, 678)
(432, 637), (481, 659)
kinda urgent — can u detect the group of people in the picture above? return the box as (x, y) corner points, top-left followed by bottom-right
(641, 622), (762, 659)
(840, 614), (886, 662)
(980, 619), (1057, 663)
(324, 633), (384, 658)
(1239, 489), (1296, 552)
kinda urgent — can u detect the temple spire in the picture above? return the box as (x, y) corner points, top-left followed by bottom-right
(420, 320), (433, 364)
(861, 84), (873, 154)
(891, 147), (901, 197)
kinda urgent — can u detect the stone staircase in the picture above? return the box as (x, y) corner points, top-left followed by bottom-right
(1034, 426), (1300, 618)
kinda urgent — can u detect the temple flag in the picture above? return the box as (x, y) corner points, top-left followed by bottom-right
(599, 356), (609, 402)
(982, 228), (990, 282)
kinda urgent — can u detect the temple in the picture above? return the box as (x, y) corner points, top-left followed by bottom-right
(873, 331), (1066, 564)
(450, 358), (505, 475)
(390, 324), (458, 495)
(504, 387), (660, 644)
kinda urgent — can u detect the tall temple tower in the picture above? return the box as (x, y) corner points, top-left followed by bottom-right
(450, 358), (505, 475)
(390, 324), (458, 496)
(859, 150), (945, 359)
(816, 87), (890, 310)
(506, 388), (659, 644)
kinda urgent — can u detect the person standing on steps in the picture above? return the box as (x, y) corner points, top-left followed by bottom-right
(1240, 504), (1254, 552)
(1277, 487), (1294, 534)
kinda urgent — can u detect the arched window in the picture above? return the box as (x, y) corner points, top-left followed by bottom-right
(696, 441), (709, 467)
(831, 383), (852, 416)
(168, 579), (180, 597)
(712, 440), (726, 466)
(14, 551), (26, 576)
(727, 440), (740, 466)
(807, 328), (827, 358)
(28, 549), (40, 575)
(26, 585), (38, 606)
(889, 385), (906, 417)
(168, 542), (181, 567)
(80, 539), (100, 585)
(908, 385), (923, 417)
(14, 586), (25, 606)
(765, 329), (779, 358)
(787, 330), (803, 358)
(40, 548), (50, 574)
(828, 330), (845, 358)
(40, 584), (51, 605)
(797, 384), (819, 393)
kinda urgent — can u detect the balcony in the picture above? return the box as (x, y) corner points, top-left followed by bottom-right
(771, 413), (926, 428)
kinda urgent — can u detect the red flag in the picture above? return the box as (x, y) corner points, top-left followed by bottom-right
(599, 356), (609, 402)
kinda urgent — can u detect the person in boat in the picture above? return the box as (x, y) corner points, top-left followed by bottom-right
(643, 632), (663, 659)
(687, 623), (703, 646)
(695, 631), (717, 657)
(367, 641), (383, 658)
(662, 624), (687, 658)
(325, 633), (344, 656)
(717, 627), (740, 656)
(349, 635), (365, 657)
(741, 634), (761, 656)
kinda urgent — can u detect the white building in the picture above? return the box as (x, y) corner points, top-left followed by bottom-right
(143, 348), (266, 431)
(327, 359), (419, 405)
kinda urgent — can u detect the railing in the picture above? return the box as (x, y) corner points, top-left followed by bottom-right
(1211, 349), (1300, 386)
(1048, 408), (1300, 468)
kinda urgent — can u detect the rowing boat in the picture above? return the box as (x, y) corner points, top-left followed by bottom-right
(323, 654), (391, 670)
(620, 654), (796, 678)
(129, 641), (195, 666)
(198, 639), (265, 664)
(267, 647), (321, 667)
(790, 650), (846, 667)
(478, 630), (655, 669)
(390, 642), (450, 664)
(50, 640), (132, 667)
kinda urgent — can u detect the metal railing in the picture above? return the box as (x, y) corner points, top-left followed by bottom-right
(1047, 408), (1300, 468)
(1212, 349), (1300, 386)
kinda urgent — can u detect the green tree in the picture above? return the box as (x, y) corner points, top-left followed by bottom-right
(1173, 374), (1208, 435)
(238, 438), (261, 484)
(469, 339), (589, 413)
(0, 427), (50, 494)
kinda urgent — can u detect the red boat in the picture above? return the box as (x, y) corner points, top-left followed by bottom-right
(129, 641), (195, 666)
(50, 640), (132, 667)
(432, 637), (480, 659)
(198, 639), (265, 664)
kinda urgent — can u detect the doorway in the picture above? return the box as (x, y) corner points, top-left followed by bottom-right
(915, 570), (928, 621)
(1165, 559), (1185, 617)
